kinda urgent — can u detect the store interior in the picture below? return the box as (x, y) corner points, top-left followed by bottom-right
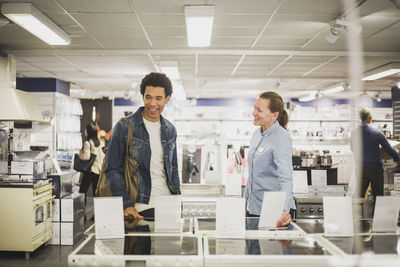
(0, 0), (400, 266)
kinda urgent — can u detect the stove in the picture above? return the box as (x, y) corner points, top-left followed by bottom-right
(294, 185), (346, 219)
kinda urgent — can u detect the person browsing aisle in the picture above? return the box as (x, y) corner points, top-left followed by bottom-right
(78, 122), (105, 207)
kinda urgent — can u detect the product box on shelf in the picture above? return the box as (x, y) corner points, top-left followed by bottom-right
(49, 222), (60, 245)
(60, 193), (85, 222)
(50, 193), (85, 245)
(48, 171), (74, 198)
(52, 198), (60, 222)
(10, 160), (45, 175)
(60, 214), (85, 245)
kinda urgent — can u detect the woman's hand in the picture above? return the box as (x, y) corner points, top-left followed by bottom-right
(276, 210), (291, 227)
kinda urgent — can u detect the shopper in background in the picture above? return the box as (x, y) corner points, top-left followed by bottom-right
(244, 91), (296, 227)
(106, 72), (180, 228)
(98, 129), (107, 149)
(351, 108), (400, 203)
(78, 122), (105, 201)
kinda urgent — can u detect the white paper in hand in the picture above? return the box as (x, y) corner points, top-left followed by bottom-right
(216, 198), (245, 238)
(94, 197), (124, 239)
(258, 191), (286, 229)
(372, 196), (400, 233)
(323, 196), (354, 236)
(155, 195), (182, 232)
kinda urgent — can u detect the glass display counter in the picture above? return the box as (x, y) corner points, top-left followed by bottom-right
(294, 219), (399, 235)
(203, 235), (338, 267)
(84, 218), (193, 237)
(69, 233), (202, 267)
(195, 217), (305, 238)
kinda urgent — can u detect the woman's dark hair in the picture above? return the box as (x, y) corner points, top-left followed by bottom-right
(140, 72), (173, 97)
(86, 122), (100, 147)
(259, 91), (289, 129)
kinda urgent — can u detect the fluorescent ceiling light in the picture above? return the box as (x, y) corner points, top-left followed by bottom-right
(299, 92), (317, 102)
(362, 62), (400, 81)
(184, 5), (215, 47)
(159, 61), (181, 80)
(322, 85), (345, 95)
(1, 3), (70, 45)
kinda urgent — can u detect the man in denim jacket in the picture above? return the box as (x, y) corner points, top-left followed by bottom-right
(106, 72), (180, 225)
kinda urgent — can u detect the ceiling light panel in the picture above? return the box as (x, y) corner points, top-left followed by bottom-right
(362, 62), (400, 81)
(322, 85), (345, 95)
(1, 3), (70, 45)
(184, 5), (215, 47)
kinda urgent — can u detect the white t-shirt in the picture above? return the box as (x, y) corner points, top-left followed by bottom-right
(135, 118), (171, 212)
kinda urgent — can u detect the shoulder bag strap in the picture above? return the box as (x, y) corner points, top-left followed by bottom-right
(121, 117), (134, 157)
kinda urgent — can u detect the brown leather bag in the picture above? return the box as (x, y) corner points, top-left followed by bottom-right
(95, 117), (139, 205)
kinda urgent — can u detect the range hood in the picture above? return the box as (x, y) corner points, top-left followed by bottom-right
(0, 55), (43, 121)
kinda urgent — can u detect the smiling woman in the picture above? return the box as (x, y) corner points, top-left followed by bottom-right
(245, 91), (295, 227)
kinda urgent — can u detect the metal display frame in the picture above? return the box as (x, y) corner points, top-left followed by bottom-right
(68, 232), (203, 267)
(194, 217), (306, 238)
(203, 235), (338, 267)
(203, 234), (400, 267)
(83, 218), (194, 238)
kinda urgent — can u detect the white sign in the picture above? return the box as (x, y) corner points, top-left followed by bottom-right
(311, 169), (327, 186)
(258, 191), (286, 229)
(372, 196), (400, 233)
(225, 173), (242, 196)
(394, 174), (400, 190)
(293, 170), (308, 193)
(216, 198), (245, 238)
(155, 195), (182, 232)
(94, 197), (125, 239)
(323, 196), (354, 237)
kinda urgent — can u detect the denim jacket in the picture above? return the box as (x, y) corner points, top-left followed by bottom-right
(105, 107), (181, 210)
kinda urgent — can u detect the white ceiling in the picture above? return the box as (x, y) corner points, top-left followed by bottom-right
(0, 0), (400, 100)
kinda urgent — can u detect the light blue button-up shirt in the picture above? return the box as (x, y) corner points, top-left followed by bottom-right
(244, 120), (296, 215)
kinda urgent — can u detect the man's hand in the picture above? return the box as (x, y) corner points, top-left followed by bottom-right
(276, 210), (291, 227)
(124, 216), (141, 230)
(124, 206), (144, 220)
